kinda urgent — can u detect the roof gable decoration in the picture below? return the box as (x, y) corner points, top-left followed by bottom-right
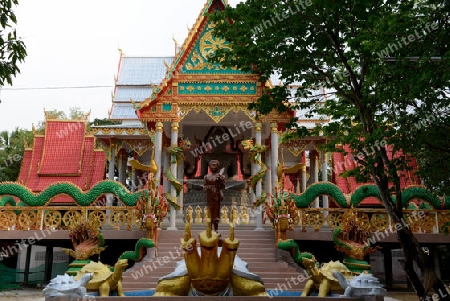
(137, 0), (260, 123)
(202, 0), (228, 16)
(180, 21), (240, 75)
(139, 0), (237, 101)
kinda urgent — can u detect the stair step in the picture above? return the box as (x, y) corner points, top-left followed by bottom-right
(156, 237), (275, 242)
(154, 244), (275, 250)
(244, 263), (289, 269)
(126, 265), (177, 274)
(121, 228), (306, 294)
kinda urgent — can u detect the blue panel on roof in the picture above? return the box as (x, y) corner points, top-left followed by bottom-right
(110, 103), (139, 120)
(117, 57), (174, 85)
(114, 87), (153, 102)
(162, 103), (172, 111)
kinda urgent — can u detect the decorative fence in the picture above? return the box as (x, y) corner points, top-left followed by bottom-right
(0, 206), (142, 231)
(1, 205), (449, 235)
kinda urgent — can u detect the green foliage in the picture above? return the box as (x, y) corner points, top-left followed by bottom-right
(209, 0), (450, 195)
(403, 112), (450, 196)
(0, 128), (33, 181)
(90, 118), (120, 127)
(35, 107), (91, 132)
(0, 0), (26, 86)
(209, 1), (450, 295)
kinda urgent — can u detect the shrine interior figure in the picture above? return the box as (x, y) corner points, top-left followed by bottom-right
(199, 126), (240, 179)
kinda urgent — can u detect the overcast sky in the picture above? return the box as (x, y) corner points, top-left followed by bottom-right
(0, 0), (240, 133)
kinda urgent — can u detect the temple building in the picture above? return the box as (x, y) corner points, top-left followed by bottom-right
(17, 112), (106, 204)
(0, 0), (447, 292)
(92, 0), (334, 229)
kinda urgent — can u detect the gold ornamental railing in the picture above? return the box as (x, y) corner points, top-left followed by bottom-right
(297, 208), (450, 234)
(0, 206), (143, 231)
(0, 206), (449, 235)
(187, 205), (450, 235)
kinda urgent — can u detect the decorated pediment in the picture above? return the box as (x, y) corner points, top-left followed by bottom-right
(181, 22), (242, 75)
(138, 0), (263, 121)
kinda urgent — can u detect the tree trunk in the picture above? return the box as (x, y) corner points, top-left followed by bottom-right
(372, 150), (450, 301)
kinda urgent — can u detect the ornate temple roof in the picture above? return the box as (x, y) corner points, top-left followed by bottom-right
(116, 57), (175, 86)
(17, 118), (106, 204)
(136, 0), (283, 123)
(109, 55), (175, 121)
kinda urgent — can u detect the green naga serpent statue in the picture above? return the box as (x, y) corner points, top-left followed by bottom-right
(164, 137), (191, 210)
(241, 139), (267, 208)
(0, 180), (144, 207)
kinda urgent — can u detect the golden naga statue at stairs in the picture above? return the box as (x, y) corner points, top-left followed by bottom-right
(153, 220), (269, 296)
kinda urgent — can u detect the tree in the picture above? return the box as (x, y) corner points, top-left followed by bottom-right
(0, 127), (33, 181)
(90, 117), (120, 127)
(210, 0), (450, 299)
(0, 0), (26, 86)
(401, 105), (450, 196)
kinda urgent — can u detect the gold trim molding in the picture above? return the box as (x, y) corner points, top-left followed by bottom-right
(124, 139), (153, 156)
(91, 127), (147, 135)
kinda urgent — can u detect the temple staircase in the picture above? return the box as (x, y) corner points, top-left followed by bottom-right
(121, 228), (306, 292)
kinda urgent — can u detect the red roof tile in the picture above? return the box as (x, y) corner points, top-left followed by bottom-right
(332, 144), (420, 206)
(89, 150), (106, 188)
(17, 149), (32, 185)
(26, 136), (45, 190)
(38, 121), (86, 176)
(16, 119), (106, 203)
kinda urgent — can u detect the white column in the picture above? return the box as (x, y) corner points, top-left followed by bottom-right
(163, 150), (170, 193)
(177, 126), (185, 213)
(177, 162), (184, 213)
(119, 149), (128, 185)
(168, 122), (179, 230)
(301, 164), (307, 193)
(254, 123), (263, 230)
(154, 122), (163, 195)
(108, 140), (116, 181)
(270, 123), (279, 192)
(321, 150), (329, 212)
(131, 168), (137, 192)
(265, 149), (272, 197)
(311, 151), (319, 208)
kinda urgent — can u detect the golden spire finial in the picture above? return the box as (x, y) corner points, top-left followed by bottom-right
(229, 222), (234, 241)
(184, 219), (191, 242)
(205, 207), (212, 239)
(172, 35), (179, 47)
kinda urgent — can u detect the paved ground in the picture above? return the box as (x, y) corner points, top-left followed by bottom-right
(0, 288), (419, 300)
(385, 292), (419, 301)
(0, 288), (44, 301)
